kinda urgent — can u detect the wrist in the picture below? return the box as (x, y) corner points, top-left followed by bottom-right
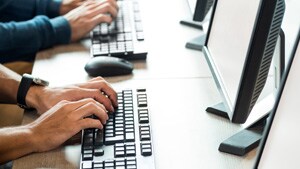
(24, 124), (43, 153)
(17, 74), (49, 110)
(25, 85), (46, 110)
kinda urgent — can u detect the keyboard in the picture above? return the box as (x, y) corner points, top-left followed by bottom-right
(90, 0), (147, 60)
(80, 89), (155, 169)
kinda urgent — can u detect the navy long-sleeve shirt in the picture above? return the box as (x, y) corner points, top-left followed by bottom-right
(0, 0), (71, 63)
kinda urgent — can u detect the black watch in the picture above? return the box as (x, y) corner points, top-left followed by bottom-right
(17, 74), (49, 109)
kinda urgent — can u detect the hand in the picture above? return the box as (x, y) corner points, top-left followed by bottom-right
(26, 77), (118, 114)
(28, 99), (108, 152)
(60, 0), (83, 15)
(63, 0), (118, 42)
(60, 0), (118, 15)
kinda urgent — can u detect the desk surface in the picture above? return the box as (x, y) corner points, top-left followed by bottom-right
(29, 0), (212, 86)
(12, 0), (258, 168)
(13, 78), (256, 169)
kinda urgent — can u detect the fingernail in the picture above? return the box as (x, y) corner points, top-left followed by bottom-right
(111, 105), (115, 112)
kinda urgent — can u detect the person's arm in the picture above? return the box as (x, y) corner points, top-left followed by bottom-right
(0, 98), (108, 164)
(0, 0), (61, 22)
(0, 0), (119, 63)
(0, 64), (118, 113)
(0, 64), (21, 103)
(0, 15), (70, 63)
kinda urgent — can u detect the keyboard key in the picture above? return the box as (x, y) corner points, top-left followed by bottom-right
(93, 161), (103, 169)
(94, 148), (104, 156)
(94, 129), (104, 146)
(136, 32), (145, 41)
(82, 153), (93, 161)
(105, 135), (125, 145)
(82, 161), (92, 169)
(116, 166), (126, 169)
(141, 141), (152, 156)
(115, 158), (126, 167)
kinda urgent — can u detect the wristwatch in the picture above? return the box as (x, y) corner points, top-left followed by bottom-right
(17, 73), (49, 109)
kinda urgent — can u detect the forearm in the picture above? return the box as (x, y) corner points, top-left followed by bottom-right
(0, 64), (48, 110)
(0, 16), (70, 63)
(0, 0), (62, 22)
(0, 64), (21, 103)
(0, 125), (36, 164)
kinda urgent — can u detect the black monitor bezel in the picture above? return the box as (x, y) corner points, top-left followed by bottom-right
(204, 0), (285, 123)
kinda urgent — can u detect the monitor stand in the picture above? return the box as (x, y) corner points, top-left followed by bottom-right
(219, 113), (268, 156)
(179, 19), (206, 51)
(206, 102), (268, 156)
(185, 34), (206, 51)
(180, 19), (203, 30)
(206, 29), (285, 156)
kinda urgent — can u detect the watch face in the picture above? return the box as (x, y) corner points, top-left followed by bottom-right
(33, 77), (49, 86)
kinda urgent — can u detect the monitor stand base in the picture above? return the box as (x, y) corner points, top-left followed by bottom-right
(206, 102), (229, 119)
(185, 34), (206, 51)
(206, 102), (268, 156)
(179, 19), (203, 30)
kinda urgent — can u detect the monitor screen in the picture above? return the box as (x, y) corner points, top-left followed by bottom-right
(203, 0), (285, 123)
(254, 30), (300, 169)
(206, 0), (260, 109)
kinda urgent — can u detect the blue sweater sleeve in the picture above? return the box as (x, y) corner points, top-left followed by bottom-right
(0, 0), (62, 22)
(0, 16), (71, 63)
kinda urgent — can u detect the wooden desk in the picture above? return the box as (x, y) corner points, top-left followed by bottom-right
(13, 0), (257, 168)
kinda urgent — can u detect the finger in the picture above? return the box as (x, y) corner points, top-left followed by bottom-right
(78, 79), (118, 108)
(83, 1), (118, 19)
(93, 89), (115, 112)
(88, 76), (105, 82)
(91, 14), (113, 25)
(95, 3), (118, 18)
(73, 100), (109, 124)
(87, 81), (118, 108)
(81, 88), (115, 112)
(79, 118), (104, 129)
(99, 84), (118, 107)
(97, 0), (118, 10)
(61, 98), (102, 114)
(101, 0), (118, 10)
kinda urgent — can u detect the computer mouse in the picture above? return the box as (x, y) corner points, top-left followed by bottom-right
(84, 56), (134, 77)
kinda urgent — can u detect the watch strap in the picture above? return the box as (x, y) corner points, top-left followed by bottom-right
(17, 74), (35, 109)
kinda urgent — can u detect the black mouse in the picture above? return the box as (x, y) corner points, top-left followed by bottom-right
(84, 56), (134, 77)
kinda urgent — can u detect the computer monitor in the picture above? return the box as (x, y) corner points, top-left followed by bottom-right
(203, 0), (285, 123)
(193, 0), (214, 22)
(202, 0), (285, 156)
(181, 0), (214, 27)
(254, 30), (300, 169)
(180, 0), (216, 51)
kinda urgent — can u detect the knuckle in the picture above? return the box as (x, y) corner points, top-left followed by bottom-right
(95, 76), (104, 80)
(59, 100), (69, 105)
(85, 98), (96, 103)
(61, 102), (72, 112)
(86, 101), (97, 108)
